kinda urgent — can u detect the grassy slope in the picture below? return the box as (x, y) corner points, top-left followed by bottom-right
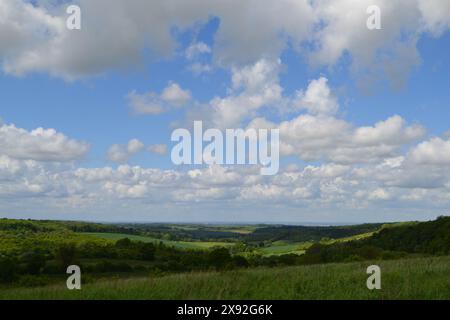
(260, 241), (311, 256)
(81, 232), (233, 249)
(259, 231), (376, 256)
(2, 256), (449, 300)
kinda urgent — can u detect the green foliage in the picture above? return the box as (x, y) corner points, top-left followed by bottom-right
(0, 256), (18, 283)
(1, 216), (449, 289)
(208, 248), (232, 270)
(55, 243), (78, 270)
(20, 251), (47, 275)
(298, 216), (450, 264)
(245, 223), (384, 243)
(1, 256), (449, 300)
(369, 216), (450, 255)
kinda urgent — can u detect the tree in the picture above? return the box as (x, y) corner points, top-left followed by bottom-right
(55, 243), (78, 270)
(21, 251), (46, 275)
(138, 243), (156, 261)
(0, 256), (18, 283)
(232, 255), (249, 268)
(208, 248), (232, 270)
(115, 238), (132, 248)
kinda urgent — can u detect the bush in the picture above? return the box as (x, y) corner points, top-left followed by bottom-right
(0, 256), (18, 283)
(20, 251), (47, 275)
(232, 255), (249, 268)
(208, 248), (232, 270)
(55, 243), (78, 270)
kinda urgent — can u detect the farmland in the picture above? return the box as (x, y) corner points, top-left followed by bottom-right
(0, 216), (449, 299)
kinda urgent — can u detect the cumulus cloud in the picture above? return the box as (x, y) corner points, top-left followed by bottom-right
(1, 1), (450, 221)
(0, 0), (209, 79)
(189, 58), (283, 128)
(160, 83), (192, 107)
(148, 144), (168, 155)
(1, 0), (448, 85)
(294, 77), (339, 116)
(0, 123), (89, 162)
(127, 82), (191, 115)
(1, 153), (449, 220)
(418, 0), (450, 35)
(107, 139), (144, 163)
(243, 75), (425, 164)
(282, 114), (424, 164)
(408, 137), (450, 165)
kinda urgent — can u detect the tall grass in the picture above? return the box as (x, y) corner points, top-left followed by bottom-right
(1, 256), (449, 300)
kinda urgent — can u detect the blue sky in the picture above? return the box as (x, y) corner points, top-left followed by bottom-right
(1, 0), (450, 223)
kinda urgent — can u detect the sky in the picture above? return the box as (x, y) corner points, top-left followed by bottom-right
(1, 0), (450, 223)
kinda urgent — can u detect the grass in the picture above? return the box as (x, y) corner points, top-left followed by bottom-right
(2, 256), (449, 300)
(81, 232), (233, 250)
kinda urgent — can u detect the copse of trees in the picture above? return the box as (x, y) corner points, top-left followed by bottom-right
(368, 216), (450, 255)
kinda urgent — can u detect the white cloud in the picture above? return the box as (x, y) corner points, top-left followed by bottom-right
(353, 115), (425, 146)
(188, 62), (212, 75)
(294, 77), (338, 116)
(280, 114), (424, 164)
(0, 123), (89, 162)
(191, 59), (283, 128)
(0, 0), (209, 79)
(2, 0), (447, 85)
(127, 91), (164, 115)
(238, 75), (425, 164)
(368, 188), (391, 201)
(185, 42), (211, 60)
(107, 139), (144, 163)
(418, 0), (450, 35)
(160, 83), (191, 107)
(1, 155), (449, 221)
(148, 144), (167, 155)
(409, 137), (450, 165)
(127, 82), (191, 115)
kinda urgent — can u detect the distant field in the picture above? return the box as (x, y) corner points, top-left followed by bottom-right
(2, 256), (448, 300)
(81, 232), (234, 249)
(260, 241), (311, 256)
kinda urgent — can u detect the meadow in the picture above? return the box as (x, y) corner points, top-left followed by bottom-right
(1, 256), (449, 300)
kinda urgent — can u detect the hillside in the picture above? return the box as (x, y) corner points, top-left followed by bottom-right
(1, 256), (448, 300)
(1, 216), (449, 294)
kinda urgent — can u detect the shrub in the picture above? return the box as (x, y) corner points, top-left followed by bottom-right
(0, 256), (18, 283)
(55, 243), (78, 270)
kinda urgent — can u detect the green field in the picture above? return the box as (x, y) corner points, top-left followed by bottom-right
(2, 256), (448, 300)
(82, 232), (234, 250)
(259, 241), (311, 256)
